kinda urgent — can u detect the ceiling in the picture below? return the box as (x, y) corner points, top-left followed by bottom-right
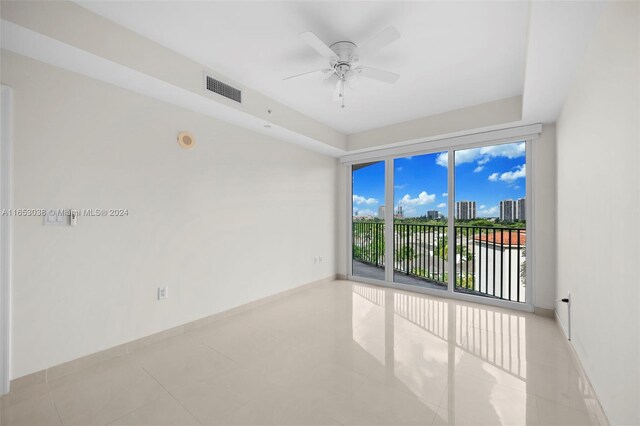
(76, 1), (530, 134)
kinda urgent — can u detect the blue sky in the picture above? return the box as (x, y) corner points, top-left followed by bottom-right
(352, 141), (526, 218)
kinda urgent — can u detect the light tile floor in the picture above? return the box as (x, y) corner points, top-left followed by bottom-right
(1, 281), (604, 426)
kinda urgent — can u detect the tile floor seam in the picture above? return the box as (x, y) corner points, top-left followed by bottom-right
(165, 392), (204, 426)
(140, 366), (170, 394)
(199, 341), (236, 363)
(52, 399), (64, 426)
(103, 392), (168, 426)
(140, 366), (204, 426)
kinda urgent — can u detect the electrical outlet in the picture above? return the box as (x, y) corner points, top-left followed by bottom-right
(158, 287), (168, 300)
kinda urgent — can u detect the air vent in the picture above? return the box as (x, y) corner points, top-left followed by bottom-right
(205, 75), (242, 103)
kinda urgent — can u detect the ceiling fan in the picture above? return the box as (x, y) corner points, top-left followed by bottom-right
(283, 26), (401, 108)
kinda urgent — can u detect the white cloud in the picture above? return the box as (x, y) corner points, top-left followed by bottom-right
(398, 191), (436, 206)
(480, 205), (486, 209)
(436, 142), (525, 168)
(396, 166), (403, 172)
(494, 164), (526, 183)
(480, 143), (525, 159)
(473, 166), (484, 173)
(435, 153), (449, 167)
(478, 205), (499, 217)
(437, 202), (446, 208)
(436, 149), (482, 167)
(442, 192), (448, 197)
(353, 194), (378, 205)
(394, 184), (407, 189)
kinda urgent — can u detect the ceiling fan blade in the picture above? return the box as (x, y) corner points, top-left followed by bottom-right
(323, 74), (338, 87)
(299, 31), (336, 59)
(359, 26), (401, 56)
(283, 68), (332, 81)
(356, 66), (400, 84)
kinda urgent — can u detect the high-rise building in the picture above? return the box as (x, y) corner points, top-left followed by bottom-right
(395, 205), (404, 218)
(378, 206), (385, 219)
(427, 210), (440, 220)
(455, 201), (476, 220)
(517, 198), (526, 221)
(500, 198), (526, 222)
(500, 200), (515, 222)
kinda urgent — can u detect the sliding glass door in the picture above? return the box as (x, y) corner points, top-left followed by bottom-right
(351, 161), (385, 281)
(454, 141), (527, 303)
(392, 152), (448, 290)
(349, 139), (530, 308)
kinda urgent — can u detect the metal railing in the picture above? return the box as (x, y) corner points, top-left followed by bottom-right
(393, 223), (448, 284)
(352, 221), (526, 303)
(454, 226), (526, 303)
(352, 221), (385, 267)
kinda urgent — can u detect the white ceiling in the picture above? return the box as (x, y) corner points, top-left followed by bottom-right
(76, 1), (530, 134)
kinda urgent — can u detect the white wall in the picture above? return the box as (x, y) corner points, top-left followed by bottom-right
(556, 2), (639, 425)
(347, 96), (523, 152)
(532, 124), (556, 310)
(1, 51), (338, 379)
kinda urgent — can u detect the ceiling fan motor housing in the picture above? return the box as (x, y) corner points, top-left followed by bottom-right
(330, 41), (358, 77)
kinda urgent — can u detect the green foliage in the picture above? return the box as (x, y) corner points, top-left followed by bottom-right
(352, 245), (364, 260)
(435, 236), (474, 262)
(352, 221), (384, 265)
(455, 274), (475, 289)
(395, 245), (415, 262)
(411, 268), (447, 284)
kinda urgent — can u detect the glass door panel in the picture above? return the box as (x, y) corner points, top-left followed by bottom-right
(453, 141), (527, 303)
(352, 161), (385, 281)
(392, 152), (448, 290)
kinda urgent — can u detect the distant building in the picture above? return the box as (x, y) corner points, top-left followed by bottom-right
(427, 210), (440, 220)
(456, 201), (476, 220)
(395, 205), (404, 219)
(500, 198), (526, 222)
(378, 206), (385, 219)
(500, 200), (515, 221)
(517, 198), (526, 221)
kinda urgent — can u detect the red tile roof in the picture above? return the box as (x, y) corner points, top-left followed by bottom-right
(475, 231), (526, 245)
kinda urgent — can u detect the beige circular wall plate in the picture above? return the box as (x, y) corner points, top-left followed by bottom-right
(177, 131), (195, 149)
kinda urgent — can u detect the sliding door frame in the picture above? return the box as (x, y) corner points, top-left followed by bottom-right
(345, 125), (539, 313)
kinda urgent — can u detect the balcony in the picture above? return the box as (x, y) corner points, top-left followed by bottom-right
(352, 221), (526, 303)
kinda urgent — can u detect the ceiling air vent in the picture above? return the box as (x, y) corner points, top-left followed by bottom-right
(205, 75), (242, 103)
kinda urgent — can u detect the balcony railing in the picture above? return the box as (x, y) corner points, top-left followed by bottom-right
(352, 221), (526, 303)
